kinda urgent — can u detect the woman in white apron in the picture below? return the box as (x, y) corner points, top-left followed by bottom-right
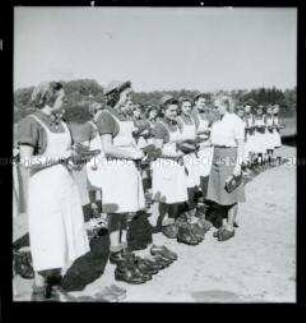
(65, 102), (103, 221)
(271, 104), (283, 166)
(18, 82), (90, 301)
(192, 93), (215, 203)
(152, 95), (188, 240)
(243, 104), (256, 167)
(253, 105), (268, 165)
(177, 97), (201, 190)
(177, 97), (213, 239)
(86, 81), (149, 285)
(264, 104), (278, 165)
(272, 104), (282, 149)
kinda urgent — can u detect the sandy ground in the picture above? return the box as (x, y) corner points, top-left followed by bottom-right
(13, 145), (296, 303)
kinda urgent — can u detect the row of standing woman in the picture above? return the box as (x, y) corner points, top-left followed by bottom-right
(16, 80), (283, 301)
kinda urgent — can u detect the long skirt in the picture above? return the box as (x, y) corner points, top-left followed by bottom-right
(206, 147), (246, 206)
(152, 158), (188, 204)
(28, 165), (90, 272)
(87, 157), (146, 214)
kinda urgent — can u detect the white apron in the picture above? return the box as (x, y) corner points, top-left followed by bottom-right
(196, 114), (214, 177)
(265, 116), (277, 150)
(28, 115), (90, 272)
(244, 115), (256, 157)
(179, 116), (201, 188)
(86, 113), (145, 214)
(152, 121), (188, 204)
(272, 116), (282, 148)
(253, 117), (268, 154)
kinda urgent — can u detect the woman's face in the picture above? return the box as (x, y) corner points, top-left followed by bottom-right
(133, 107), (141, 119)
(257, 107), (263, 115)
(244, 105), (251, 114)
(52, 89), (65, 112)
(164, 103), (178, 121)
(214, 99), (227, 117)
(118, 87), (132, 112)
(273, 106), (279, 114)
(196, 97), (206, 111)
(266, 106), (273, 115)
(181, 101), (192, 115)
(237, 109), (244, 118)
(149, 109), (158, 120)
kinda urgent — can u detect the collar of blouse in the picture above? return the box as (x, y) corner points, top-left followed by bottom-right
(37, 110), (63, 127)
(164, 117), (178, 127)
(181, 113), (193, 123)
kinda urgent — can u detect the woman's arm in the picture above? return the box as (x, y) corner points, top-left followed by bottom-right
(233, 138), (245, 176)
(154, 138), (184, 158)
(101, 134), (143, 160)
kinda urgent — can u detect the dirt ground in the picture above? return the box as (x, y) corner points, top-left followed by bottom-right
(13, 145), (296, 303)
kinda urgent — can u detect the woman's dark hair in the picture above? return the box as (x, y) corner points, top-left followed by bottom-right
(106, 81), (131, 108)
(160, 99), (178, 117)
(64, 101), (92, 123)
(145, 105), (159, 119)
(31, 81), (64, 109)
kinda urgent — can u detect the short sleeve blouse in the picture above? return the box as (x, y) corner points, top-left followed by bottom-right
(210, 113), (245, 147)
(18, 111), (67, 155)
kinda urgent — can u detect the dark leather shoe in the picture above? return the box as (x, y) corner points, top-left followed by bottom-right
(152, 254), (172, 268)
(190, 222), (205, 241)
(162, 222), (178, 239)
(134, 256), (158, 275)
(114, 266), (147, 284)
(177, 223), (199, 246)
(31, 284), (59, 302)
(198, 218), (213, 232)
(150, 244), (178, 261)
(109, 249), (133, 264)
(213, 226), (226, 239)
(218, 229), (235, 241)
(148, 256), (167, 270)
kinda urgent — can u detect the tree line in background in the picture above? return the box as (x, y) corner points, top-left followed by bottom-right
(14, 79), (296, 124)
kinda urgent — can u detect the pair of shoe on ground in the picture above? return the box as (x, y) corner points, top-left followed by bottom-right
(32, 282), (126, 302)
(162, 215), (213, 246)
(111, 245), (178, 284)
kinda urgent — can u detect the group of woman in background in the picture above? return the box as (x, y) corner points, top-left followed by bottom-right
(14, 80), (283, 301)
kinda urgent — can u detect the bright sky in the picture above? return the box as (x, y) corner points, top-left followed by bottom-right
(14, 7), (297, 92)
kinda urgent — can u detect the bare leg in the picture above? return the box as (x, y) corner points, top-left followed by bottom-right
(108, 213), (122, 253)
(33, 271), (45, 288)
(120, 212), (136, 249)
(227, 203), (238, 231)
(158, 202), (170, 226)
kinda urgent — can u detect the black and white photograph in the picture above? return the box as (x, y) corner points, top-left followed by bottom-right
(12, 6), (297, 303)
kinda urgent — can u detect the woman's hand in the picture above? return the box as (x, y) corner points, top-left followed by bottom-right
(60, 149), (73, 162)
(232, 165), (242, 177)
(131, 149), (144, 161)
